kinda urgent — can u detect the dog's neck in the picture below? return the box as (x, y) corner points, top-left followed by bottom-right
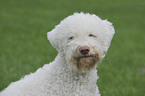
(49, 54), (99, 95)
(53, 54), (99, 81)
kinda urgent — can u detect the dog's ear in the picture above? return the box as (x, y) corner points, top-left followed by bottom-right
(101, 20), (115, 53)
(103, 20), (115, 35)
(47, 30), (59, 51)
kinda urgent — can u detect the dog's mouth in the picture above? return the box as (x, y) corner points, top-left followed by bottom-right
(73, 54), (99, 71)
(76, 55), (97, 59)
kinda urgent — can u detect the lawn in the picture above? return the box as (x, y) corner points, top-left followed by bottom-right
(0, 0), (145, 95)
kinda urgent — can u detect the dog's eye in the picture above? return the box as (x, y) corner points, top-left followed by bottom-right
(68, 36), (74, 40)
(89, 34), (96, 38)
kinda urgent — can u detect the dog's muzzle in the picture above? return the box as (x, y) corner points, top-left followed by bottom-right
(72, 46), (99, 71)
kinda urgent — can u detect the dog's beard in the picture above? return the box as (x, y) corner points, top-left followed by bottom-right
(73, 55), (98, 71)
(65, 46), (99, 72)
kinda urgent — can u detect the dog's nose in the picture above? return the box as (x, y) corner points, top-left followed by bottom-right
(79, 46), (90, 55)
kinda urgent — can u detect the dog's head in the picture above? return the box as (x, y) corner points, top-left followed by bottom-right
(47, 12), (115, 72)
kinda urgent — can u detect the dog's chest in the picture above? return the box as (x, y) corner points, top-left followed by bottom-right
(45, 70), (98, 96)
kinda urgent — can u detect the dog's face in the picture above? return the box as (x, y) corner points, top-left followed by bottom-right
(47, 13), (115, 72)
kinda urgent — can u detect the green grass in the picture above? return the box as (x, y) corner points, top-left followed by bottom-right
(0, 0), (145, 95)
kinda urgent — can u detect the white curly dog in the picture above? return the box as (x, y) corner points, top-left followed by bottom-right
(0, 12), (115, 96)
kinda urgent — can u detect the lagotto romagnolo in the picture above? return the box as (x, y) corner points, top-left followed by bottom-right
(0, 12), (115, 96)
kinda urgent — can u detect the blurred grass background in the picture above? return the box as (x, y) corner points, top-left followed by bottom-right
(0, 0), (145, 95)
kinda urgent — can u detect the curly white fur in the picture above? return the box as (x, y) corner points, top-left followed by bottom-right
(0, 12), (115, 96)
